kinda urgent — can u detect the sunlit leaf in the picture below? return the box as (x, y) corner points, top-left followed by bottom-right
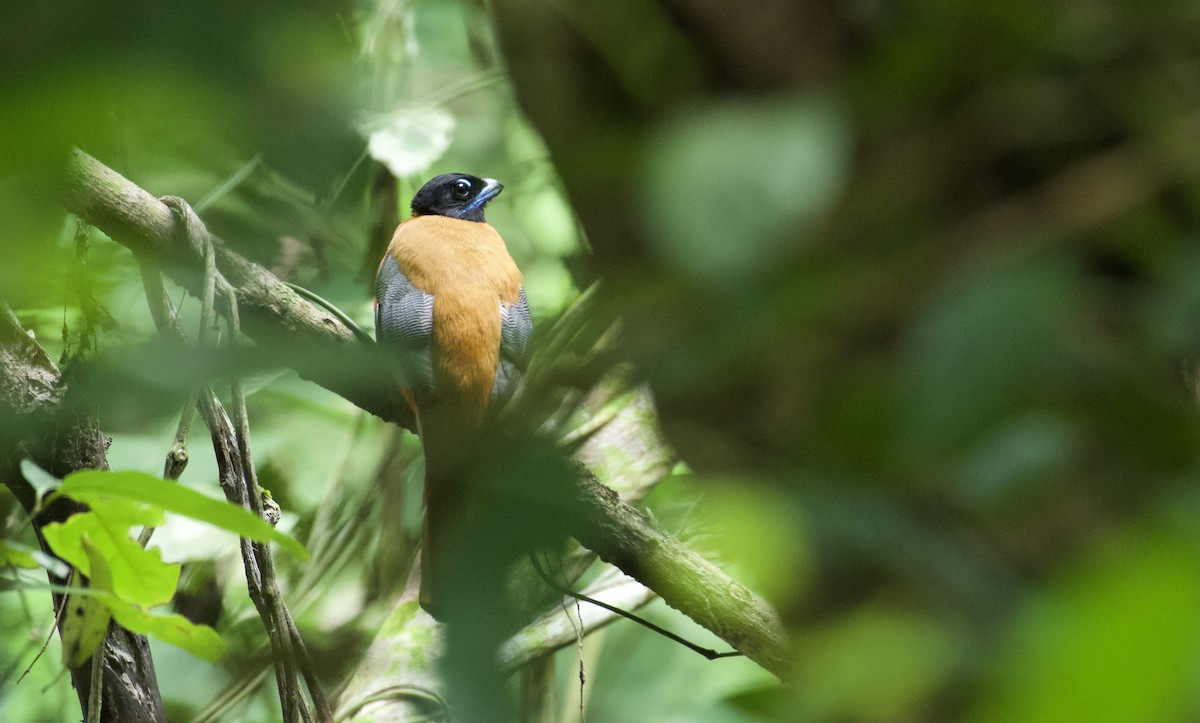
(107, 601), (226, 662)
(83, 535), (225, 662)
(81, 533), (114, 592)
(41, 504), (178, 608)
(693, 477), (811, 605)
(517, 185), (579, 257)
(55, 469), (308, 559)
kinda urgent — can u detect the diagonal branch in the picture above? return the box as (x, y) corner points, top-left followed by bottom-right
(566, 469), (789, 674)
(60, 148), (792, 680)
(62, 148), (414, 433)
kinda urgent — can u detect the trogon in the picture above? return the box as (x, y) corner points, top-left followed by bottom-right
(374, 173), (532, 617)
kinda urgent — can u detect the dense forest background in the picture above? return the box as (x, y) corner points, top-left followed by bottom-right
(4, 1), (1200, 721)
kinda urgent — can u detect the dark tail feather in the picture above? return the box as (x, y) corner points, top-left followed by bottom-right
(416, 408), (482, 620)
(419, 465), (460, 620)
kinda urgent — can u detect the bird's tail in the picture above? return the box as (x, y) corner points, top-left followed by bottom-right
(418, 463), (457, 619)
(416, 411), (477, 620)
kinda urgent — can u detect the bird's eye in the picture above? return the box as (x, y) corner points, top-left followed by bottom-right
(453, 179), (472, 198)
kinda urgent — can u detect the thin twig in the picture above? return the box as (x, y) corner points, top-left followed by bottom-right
(142, 198), (331, 723)
(334, 685), (450, 723)
(135, 261), (194, 547)
(558, 593), (586, 723)
(224, 291), (310, 723)
(529, 554), (742, 662)
(282, 605), (333, 719)
(17, 573), (71, 684)
(194, 155), (262, 213)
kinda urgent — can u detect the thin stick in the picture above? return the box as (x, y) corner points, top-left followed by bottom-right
(147, 197), (331, 723)
(529, 554), (742, 662)
(17, 572), (72, 684)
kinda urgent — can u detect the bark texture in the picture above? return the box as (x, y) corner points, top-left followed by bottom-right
(0, 305), (167, 723)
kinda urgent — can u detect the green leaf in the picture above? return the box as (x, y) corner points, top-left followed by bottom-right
(106, 600), (226, 662)
(693, 478), (812, 605)
(901, 256), (1082, 457)
(81, 532), (114, 592)
(55, 469), (308, 560)
(58, 567), (111, 669)
(41, 501), (179, 607)
(83, 534), (225, 662)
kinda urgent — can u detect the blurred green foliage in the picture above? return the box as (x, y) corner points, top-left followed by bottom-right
(3, 0), (1200, 721)
(495, 0), (1200, 720)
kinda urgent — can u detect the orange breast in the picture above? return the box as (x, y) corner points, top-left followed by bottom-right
(387, 215), (522, 421)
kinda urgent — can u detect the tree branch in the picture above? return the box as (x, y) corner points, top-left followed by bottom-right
(566, 470), (790, 675)
(59, 149), (791, 680)
(62, 148), (414, 432)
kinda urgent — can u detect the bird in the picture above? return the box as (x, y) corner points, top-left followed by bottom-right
(374, 173), (532, 617)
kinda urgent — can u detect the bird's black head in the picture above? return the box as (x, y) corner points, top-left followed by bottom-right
(410, 173), (503, 223)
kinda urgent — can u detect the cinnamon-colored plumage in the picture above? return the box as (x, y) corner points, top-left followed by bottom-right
(374, 173), (530, 618)
(386, 215), (523, 420)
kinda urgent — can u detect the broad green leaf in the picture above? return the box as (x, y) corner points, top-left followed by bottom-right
(106, 599), (226, 662)
(55, 469), (307, 559)
(58, 567), (111, 669)
(81, 533), (114, 593)
(85, 536), (224, 661)
(693, 477), (812, 605)
(41, 503), (179, 608)
(900, 256), (1081, 458)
